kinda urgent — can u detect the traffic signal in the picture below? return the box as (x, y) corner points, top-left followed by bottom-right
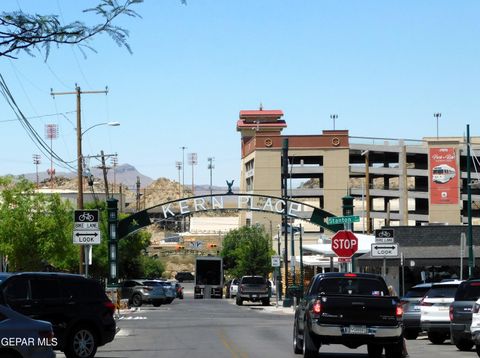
(176, 245), (185, 251)
(208, 243), (217, 249)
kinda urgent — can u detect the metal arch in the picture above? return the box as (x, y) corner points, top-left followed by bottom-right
(118, 192), (342, 239)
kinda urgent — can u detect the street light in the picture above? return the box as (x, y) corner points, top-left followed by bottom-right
(77, 120), (120, 274)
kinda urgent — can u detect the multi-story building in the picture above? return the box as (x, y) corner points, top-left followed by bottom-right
(237, 108), (480, 233)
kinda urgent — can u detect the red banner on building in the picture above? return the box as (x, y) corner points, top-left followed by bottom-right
(430, 147), (459, 205)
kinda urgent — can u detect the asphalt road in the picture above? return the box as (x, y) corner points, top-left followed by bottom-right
(55, 285), (480, 358)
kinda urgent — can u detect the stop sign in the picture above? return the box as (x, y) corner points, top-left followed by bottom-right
(331, 230), (358, 257)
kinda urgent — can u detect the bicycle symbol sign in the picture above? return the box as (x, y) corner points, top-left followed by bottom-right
(74, 210), (99, 224)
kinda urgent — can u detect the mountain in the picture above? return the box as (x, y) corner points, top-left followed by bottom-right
(15, 164), (154, 189)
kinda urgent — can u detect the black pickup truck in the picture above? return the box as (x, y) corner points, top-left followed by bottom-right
(293, 272), (404, 358)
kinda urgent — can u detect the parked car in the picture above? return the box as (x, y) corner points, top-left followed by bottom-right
(119, 279), (167, 307)
(450, 279), (480, 351)
(469, 298), (480, 356)
(0, 272), (116, 358)
(0, 304), (56, 358)
(268, 279), (277, 296)
(401, 282), (433, 339)
(229, 278), (239, 298)
(174, 282), (184, 299)
(175, 271), (194, 283)
(420, 280), (463, 344)
(155, 280), (176, 303)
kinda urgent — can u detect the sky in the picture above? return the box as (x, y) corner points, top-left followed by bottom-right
(1, 0), (480, 188)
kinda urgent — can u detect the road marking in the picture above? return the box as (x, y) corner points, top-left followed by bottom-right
(117, 316), (147, 320)
(217, 329), (248, 358)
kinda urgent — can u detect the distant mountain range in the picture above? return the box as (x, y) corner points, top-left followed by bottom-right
(13, 163), (237, 193)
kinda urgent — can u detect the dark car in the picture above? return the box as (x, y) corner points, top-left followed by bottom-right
(119, 279), (167, 307)
(450, 279), (480, 351)
(401, 283), (433, 339)
(175, 271), (194, 283)
(0, 272), (116, 358)
(155, 280), (176, 303)
(174, 282), (184, 299)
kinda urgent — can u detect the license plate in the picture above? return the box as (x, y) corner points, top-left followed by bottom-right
(348, 325), (367, 335)
(439, 307), (449, 311)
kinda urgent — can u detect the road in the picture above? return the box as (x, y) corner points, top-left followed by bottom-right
(56, 285), (480, 358)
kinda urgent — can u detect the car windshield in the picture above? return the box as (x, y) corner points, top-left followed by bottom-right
(425, 285), (458, 298)
(143, 281), (163, 286)
(404, 286), (431, 298)
(455, 282), (480, 301)
(242, 277), (265, 284)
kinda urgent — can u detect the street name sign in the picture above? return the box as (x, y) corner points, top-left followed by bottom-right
(327, 216), (360, 225)
(271, 255), (281, 267)
(73, 210), (101, 245)
(371, 244), (398, 257)
(338, 257), (352, 263)
(374, 229), (395, 244)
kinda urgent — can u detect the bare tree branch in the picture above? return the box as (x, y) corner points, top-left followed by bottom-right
(0, 0), (143, 60)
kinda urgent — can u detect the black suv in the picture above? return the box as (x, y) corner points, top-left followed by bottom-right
(175, 271), (194, 282)
(0, 272), (116, 358)
(450, 279), (480, 351)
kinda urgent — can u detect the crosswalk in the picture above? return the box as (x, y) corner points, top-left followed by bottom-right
(117, 315), (147, 320)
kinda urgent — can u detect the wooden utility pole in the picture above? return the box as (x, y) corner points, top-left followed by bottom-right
(51, 85), (108, 275)
(100, 150), (110, 198)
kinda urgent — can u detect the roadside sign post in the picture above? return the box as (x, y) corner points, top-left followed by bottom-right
(73, 210), (101, 278)
(271, 255), (281, 307)
(374, 229), (396, 278)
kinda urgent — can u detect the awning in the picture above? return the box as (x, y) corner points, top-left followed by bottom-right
(295, 255), (339, 267)
(302, 234), (376, 257)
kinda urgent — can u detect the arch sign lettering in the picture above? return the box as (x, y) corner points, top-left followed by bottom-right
(118, 193), (342, 239)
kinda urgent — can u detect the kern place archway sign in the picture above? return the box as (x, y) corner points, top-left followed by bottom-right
(117, 192), (343, 239)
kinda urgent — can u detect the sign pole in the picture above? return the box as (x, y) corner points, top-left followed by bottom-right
(84, 245), (90, 278)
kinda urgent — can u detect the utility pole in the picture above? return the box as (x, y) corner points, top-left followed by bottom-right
(111, 154), (118, 197)
(100, 150), (110, 198)
(467, 124), (474, 277)
(136, 176), (141, 212)
(32, 154), (41, 188)
(51, 85), (108, 275)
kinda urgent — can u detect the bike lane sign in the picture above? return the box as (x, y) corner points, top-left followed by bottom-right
(73, 210), (101, 244)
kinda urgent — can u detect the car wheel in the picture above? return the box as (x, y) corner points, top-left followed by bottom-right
(153, 300), (162, 307)
(455, 339), (474, 351)
(403, 329), (418, 340)
(262, 299), (270, 306)
(302, 323), (320, 358)
(293, 319), (303, 354)
(131, 293), (143, 307)
(384, 340), (403, 358)
(367, 344), (383, 357)
(476, 344), (480, 357)
(428, 332), (446, 344)
(65, 325), (98, 358)
(236, 296), (243, 306)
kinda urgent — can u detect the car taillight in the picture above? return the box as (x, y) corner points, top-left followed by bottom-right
(474, 303), (480, 313)
(449, 305), (454, 321)
(344, 273), (357, 277)
(39, 330), (54, 344)
(312, 300), (322, 315)
(396, 304), (404, 318)
(104, 300), (116, 315)
(240, 285), (244, 293)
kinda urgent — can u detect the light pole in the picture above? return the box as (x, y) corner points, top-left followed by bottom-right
(434, 112), (442, 139)
(208, 157), (215, 198)
(188, 152), (198, 195)
(180, 146), (187, 195)
(330, 114), (338, 130)
(176, 161), (182, 198)
(78, 121), (119, 275)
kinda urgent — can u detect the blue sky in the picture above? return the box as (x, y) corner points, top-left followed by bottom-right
(0, 1), (479, 187)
